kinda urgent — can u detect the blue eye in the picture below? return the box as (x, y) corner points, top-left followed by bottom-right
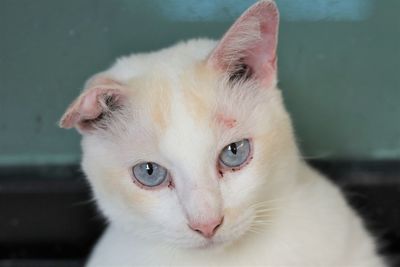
(132, 162), (168, 187)
(219, 139), (251, 168)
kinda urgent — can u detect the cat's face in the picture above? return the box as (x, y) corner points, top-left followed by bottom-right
(61, 1), (299, 249)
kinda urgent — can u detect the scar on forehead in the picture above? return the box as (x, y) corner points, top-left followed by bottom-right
(217, 113), (237, 128)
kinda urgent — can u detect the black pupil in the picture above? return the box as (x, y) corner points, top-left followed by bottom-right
(146, 163), (154, 175)
(229, 143), (237, 155)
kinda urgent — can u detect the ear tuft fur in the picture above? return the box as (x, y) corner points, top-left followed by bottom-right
(228, 60), (253, 83)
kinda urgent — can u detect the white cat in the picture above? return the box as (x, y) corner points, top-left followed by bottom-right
(60, 1), (385, 266)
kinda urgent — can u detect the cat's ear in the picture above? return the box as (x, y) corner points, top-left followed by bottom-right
(207, 0), (279, 87)
(59, 75), (127, 134)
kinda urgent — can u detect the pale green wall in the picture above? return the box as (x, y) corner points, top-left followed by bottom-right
(0, 0), (399, 166)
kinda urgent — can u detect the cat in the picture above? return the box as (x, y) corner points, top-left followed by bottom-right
(60, 1), (386, 266)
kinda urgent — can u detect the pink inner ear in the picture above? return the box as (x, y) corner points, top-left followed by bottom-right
(80, 89), (104, 119)
(208, 0), (279, 86)
(59, 79), (125, 131)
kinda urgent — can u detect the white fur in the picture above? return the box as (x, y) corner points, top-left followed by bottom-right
(62, 2), (385, 265)
(76, 39), (385, 267)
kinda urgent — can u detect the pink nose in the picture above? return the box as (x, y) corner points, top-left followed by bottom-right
(188, 217), (224, 238)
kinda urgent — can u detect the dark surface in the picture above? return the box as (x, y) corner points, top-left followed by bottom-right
(0, 161), (399, 266)
(0, 165), (104, 266)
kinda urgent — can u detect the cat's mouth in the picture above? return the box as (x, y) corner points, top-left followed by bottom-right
(191, 217), (254, 250)
(193, 238), (226, 250)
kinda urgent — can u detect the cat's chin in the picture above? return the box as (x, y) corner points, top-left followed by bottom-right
(194, 240), (222, 250)
(185, 238), (230, 251)
(165, 234), (235, 251)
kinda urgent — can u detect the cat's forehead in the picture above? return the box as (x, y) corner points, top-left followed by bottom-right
(106, 39), (218, 81)
(105, 39), (220, 129)
(129, 62), (219, 134)
(122, 64), (265, 138)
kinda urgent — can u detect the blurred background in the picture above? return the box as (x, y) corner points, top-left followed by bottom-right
(0, 0), (399, 266)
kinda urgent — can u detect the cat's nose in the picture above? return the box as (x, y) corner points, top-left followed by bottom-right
(188, 216), (224, 238)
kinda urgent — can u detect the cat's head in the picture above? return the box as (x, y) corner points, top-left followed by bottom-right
(60, 0), (300, 249)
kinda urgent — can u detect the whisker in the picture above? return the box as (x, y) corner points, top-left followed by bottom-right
(247, 229), (264, 234)
(254, 208), (280, 212)
(250, 198), (287, 207)
(253, 216), (272, 220)
(248, 226), (268, 234)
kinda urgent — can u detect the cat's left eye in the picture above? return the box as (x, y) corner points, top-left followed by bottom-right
(219, 139), (251, 169)
(132, 162), (168, 188)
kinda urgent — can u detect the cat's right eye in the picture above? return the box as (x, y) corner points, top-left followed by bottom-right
(132, 162), (168, 188)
